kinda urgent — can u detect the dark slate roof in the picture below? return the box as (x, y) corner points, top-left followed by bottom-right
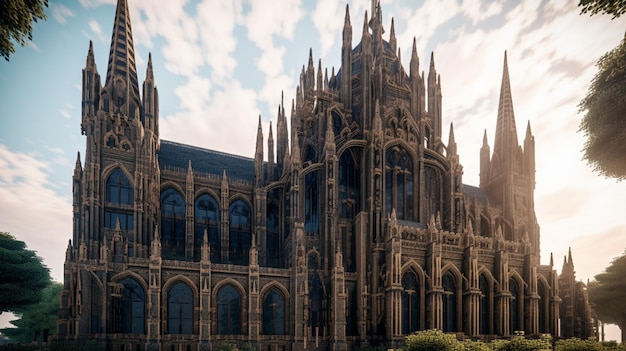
(158, 140), (255, 182)
(463, 184), (491, 206)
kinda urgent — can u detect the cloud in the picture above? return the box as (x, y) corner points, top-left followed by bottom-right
(50, 3), (75, 24)
(0, 144), (71, 282)
(88, 18), (107, 43)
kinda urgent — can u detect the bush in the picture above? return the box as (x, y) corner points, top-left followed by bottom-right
(555, 337), (604, 351)
(405, 329), (464, 351)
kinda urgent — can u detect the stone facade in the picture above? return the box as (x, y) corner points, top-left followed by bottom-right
(57, 0), (597, 350)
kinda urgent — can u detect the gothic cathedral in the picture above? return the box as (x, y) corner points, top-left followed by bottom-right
(58, 0), (597, 350)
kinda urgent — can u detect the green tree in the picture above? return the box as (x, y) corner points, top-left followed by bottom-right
(0, 0), (48, 61)
(578, 0), (626, 181)
(578, 0), (626, 18)
(588, 250), (626, 342)
(0, 232), (51, 313)
(0, 282), (62, 343)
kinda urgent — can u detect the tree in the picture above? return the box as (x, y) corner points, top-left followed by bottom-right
(578, 36), (626, 181)
(578, 0), (626, 18)
(0, 232), (51, 314)
(588, 250), (626, 342)
(0, 0), (48, 61)
(0, 282), (62, 343)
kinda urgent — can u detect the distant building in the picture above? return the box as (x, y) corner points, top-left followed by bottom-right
(57, 0), (597, 350)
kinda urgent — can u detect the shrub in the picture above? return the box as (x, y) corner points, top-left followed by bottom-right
(404, 329), (463, 351)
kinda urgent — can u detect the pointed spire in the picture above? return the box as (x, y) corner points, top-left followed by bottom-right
(317, 58), (323, 91)
(389, 17), (396, 53)
(201, 228), (210, 263)
(146, 52), (154, 81)
(74, 151), (82, 174)
(482, 129), (489, 147)
(568, 247), (573, 265)
(343, 4), (352, 34)
(362, 10), (370, 37)
(255, 115), (264, 186)
(104, 0), (140, 117)
(448, 122), (457, 156)
(550, 252), (554, 266)
(151, 225), (161, 258)
(86, 40), (96, 69)
(493, 51), (519, 165)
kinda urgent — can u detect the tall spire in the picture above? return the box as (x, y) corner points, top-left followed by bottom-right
(104, 0), (140, 117)
(493, 51), (519, 165)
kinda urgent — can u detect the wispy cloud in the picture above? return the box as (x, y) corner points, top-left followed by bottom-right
(50, 3), (75, 24)
(88, 18), (107, 43)
(0, 144), (71, 282)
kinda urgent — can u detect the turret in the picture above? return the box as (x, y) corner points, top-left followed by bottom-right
(524, 121), (535, 183)
(142, 52), (159, 133)
(341, 4), (352, 108)
(448, 122), (457, 157)
(305, 48), (315, 96)
(81, 41), (101, 134)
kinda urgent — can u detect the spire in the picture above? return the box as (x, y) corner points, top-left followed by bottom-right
(255, 115), (264, 186)
(343, 4), (352, 38)
(389, 17), (396, 53)
(493, 51), (519, 166)
(142, 51), (158, 132)
(550, 252), (554, 267)
(317, 58), (323, 92)
(410, 37), (419, 75)
(268, 121), (275, 180)
(568, 247), (573, 266)
(147, 52), (154, 80)
(448, 122), (457, 156)
(482, 129), (489, 148)
(74, 151), (82, 176)
(86, 40), (96, 69)
(104, 0), (140, 117)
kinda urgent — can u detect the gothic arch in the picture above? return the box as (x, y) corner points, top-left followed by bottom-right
(228, 194), (252, 209)
(160, 182), (185, 198)
(259, 281), (291, 300)
(441, 263), (464, 288)
(537, 275), (551, 334)
(162, 275), (199, 300)
(336, 140), (367, 155)
(441, 264), (462, 333)
(212, 278), (246, 302)
(307, 248), (321, 270)
(401, 260), (426, 284)
(101, 163), (134, 186)
(110, 271), (148, 292)
(194, 188), (220, 203)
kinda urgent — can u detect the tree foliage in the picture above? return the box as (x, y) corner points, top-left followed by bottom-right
(588, 250), (626, 342)
(0, 282), (62, 343)
(578, 36), (626, 181)
(579, 0), (626, 18)
(0, 232), (51, 313)
(0, 0), (48, 61)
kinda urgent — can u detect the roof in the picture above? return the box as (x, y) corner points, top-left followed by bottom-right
(158, 140), (255, 182)
(463, 184), (491, 206)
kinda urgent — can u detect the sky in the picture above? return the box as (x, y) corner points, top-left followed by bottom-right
(0, 0), (625, 340)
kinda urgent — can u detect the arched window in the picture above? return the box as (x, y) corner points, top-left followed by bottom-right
(161, 188), (186, 260)
(168, 282), (193, 334)
(305, 170), (320, 236)
(424, 166), (441, 224)
(262, 288), (285, 335)
(538, 280), (549, 334)
(510, 278), (521, 334)
(90, 277), (102, 334)
(116, 277), (144, 334)
(229, 200), (251, 265)
(402, 271), (420, 334)
(339, 150), (359, 219)
(385, 147), (414, 221)
(105, 169), (134, 230)
(479, 274), (490, 335)
(442, 273), (457, 332)
(266, 203), (280, 268)
(194, 194), (220, 262)
(217, 284), (241, 335)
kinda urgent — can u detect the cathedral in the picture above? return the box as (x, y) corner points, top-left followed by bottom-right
(57, 0), (597, 350)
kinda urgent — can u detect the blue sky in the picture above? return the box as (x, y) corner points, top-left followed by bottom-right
(1, 0), (625, 339)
